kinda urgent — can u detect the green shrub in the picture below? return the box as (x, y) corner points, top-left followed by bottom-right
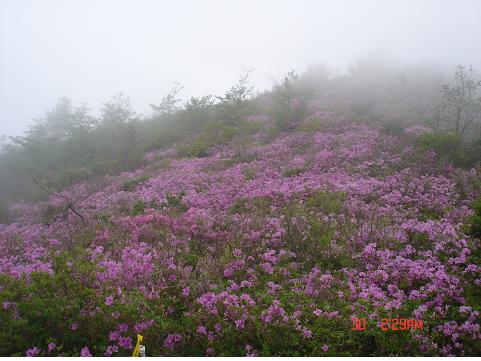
(0, 198), (10, 224)
(416, 131), (468, 167)
(281, 191), (348, 270)
(228, 196), (272, 216)
(202, 122), (239, 144)
(243, 167), (256, 180)
(380, 121), (406, 137)
(306, 190), (346, 215)
(121, 174), (150, 191)
(298, 117), (324, 132)
(269, 71), (309, 131)
(160, 192), (188, 215)
(224, 147), (258, 167)
(467, 197), (481, 239)
(41, 204), (64, 225)
(182, 140), (208, 158)
(283, 167), (306, 177)
(131, 200), (148, 215)
(229, 198), (248, 215)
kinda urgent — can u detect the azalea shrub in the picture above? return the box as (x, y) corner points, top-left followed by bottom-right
(1, 93), (481, 356)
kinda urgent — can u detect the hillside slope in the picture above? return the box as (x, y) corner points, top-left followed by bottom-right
(1, 99), (481, 356)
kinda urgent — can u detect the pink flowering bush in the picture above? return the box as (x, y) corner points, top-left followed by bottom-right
(1, 95), (481, 356)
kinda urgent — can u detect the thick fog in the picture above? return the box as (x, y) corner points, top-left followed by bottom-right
(1, 0), (481, 136)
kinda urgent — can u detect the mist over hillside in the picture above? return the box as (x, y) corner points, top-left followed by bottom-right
(2, 0), (481, 137)
(1, 0), (481, 358)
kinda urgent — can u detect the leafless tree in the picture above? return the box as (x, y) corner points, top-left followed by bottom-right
(436, 65), (481, 136)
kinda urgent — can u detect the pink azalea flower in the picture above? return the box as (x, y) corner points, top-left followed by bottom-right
(25, 347), (41, 357)
(80, 346), (92, 357)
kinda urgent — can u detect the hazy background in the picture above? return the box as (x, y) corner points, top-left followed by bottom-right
(1, 0), (481, 137)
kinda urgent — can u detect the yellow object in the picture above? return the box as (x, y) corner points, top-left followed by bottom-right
(132, 334), (143, 357)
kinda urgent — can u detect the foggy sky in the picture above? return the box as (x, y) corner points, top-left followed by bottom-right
(1, 0), (481, 137)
